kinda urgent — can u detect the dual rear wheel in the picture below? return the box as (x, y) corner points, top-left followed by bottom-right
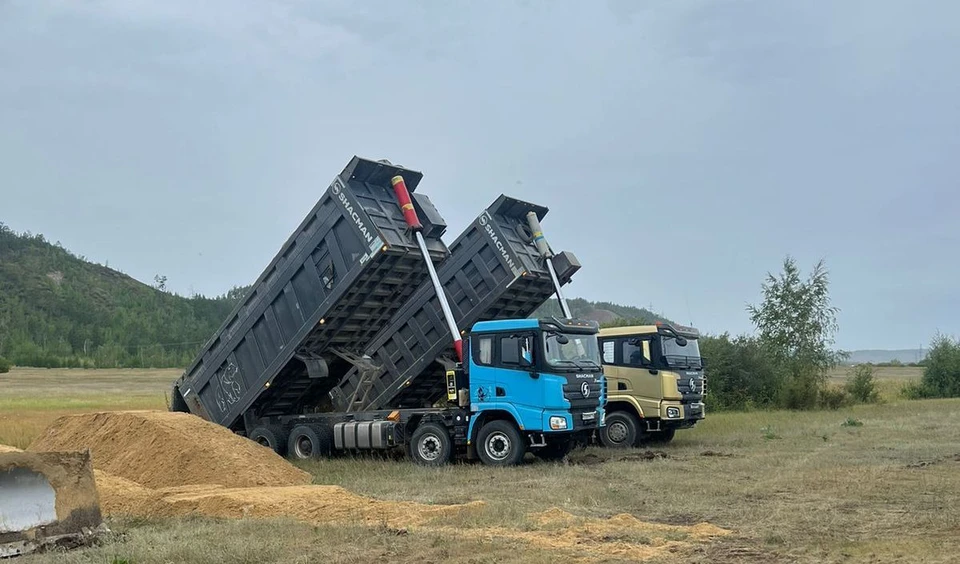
(407, 419), (529, 467)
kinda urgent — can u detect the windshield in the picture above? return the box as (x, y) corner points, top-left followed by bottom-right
(660, 336), (701, 369)
(543, 332), (602, 370)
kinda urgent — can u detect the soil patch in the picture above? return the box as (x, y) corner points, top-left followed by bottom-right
(28, 411), (310, 489)
(442, 507), (730, 561)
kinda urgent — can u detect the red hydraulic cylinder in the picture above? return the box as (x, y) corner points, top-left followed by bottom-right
(391, 175), (463, 363)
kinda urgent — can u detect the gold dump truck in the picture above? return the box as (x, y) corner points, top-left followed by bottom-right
(597, 322), (705, 447)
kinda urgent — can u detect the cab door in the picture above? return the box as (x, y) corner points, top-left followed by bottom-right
(619, 337), (661, 415)
(494, 332), (543, 430)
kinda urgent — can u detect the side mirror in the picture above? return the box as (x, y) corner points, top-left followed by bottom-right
(676, 337), (688, 347)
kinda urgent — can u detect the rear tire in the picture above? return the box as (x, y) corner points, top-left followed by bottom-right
(409, 422), (452, 466)
(534, 439), (572, 461)
(600, 411), (640, 448)
(287, 425), (332, 460)
(477, 420), (526, 466)
(249, 426), (286, 456)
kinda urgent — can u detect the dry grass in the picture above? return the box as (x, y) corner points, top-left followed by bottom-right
(0, 367), (174, 448)
(827, 365), (924, 402)
(7, 368), (960, 563)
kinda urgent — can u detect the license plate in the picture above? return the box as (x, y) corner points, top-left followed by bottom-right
(582, 411), (596, 422)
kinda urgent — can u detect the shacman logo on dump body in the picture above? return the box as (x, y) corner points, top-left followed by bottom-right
(478, 212), (520, 275)
(331, 180), (374, 245)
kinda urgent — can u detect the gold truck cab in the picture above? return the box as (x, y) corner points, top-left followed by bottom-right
(597, 322), (705, 447)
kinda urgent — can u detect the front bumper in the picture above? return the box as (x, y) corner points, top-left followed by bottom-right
(660, 401), (705, 423)
(542, 409), (601, 433)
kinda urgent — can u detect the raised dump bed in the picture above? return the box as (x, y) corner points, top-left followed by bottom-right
(171, 157), (448, 431)
(328, 194), (581, 412)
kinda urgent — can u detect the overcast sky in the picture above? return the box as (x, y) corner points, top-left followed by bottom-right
(1, 1), (957, 351)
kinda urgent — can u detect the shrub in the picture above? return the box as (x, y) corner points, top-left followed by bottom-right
(841, 417), (863, 427)
(819, 386), (851, 410)
(919, 334), (960, 398)
(0, 356), (11, 374)
(846, 364), (879, 403)
(781, 370), (822, 410)
(901, 381), (927, 399)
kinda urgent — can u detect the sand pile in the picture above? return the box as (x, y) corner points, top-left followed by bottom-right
(91, 470), (486, 528)
(28, 411), (311, 488)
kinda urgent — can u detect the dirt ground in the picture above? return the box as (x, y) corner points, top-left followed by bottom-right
(3, 367), (958, 563)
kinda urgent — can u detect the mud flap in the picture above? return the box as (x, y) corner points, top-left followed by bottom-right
(0, 450), (106, 558)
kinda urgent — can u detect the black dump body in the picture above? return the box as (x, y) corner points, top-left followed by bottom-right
(171, 157), (448, 431)
(328, 195), (581, 413)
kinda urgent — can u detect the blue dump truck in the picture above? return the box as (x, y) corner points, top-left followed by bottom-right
(171, 156), (603, 465)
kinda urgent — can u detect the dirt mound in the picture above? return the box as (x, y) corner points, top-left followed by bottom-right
(29, 411), (311, 489)
(91, 470), (486, 527)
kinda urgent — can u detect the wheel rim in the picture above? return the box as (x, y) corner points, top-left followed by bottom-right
(607, 421), (629, 444)
(256, 436), (272, 448)
(418, 434), (442, 462)
(294, 435), (313, 458)
(485, 431), (511, 461)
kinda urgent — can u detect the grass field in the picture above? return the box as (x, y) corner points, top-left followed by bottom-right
(4, 367), (959, 563)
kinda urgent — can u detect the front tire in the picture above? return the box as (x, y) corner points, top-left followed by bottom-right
(409, 422), (452, 466)
(644, 428), (676, 445)
(600, 411), (640, 448)
(477, 420), (526, 466)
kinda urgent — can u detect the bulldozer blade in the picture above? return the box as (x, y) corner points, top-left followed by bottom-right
(0, 450), (105, 558)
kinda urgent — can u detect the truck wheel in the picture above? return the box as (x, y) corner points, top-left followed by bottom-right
(533, 439), (572, 462)
(477, 420), (526, 466)
(249, 426), (286, 456)
(600, 411), (639, 448)
(409, 422), (452, 466)
(287, 425), (330, 460)
(645, 428), (676, 445)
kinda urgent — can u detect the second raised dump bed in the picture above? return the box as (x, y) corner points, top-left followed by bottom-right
(329, 194), (582, 412)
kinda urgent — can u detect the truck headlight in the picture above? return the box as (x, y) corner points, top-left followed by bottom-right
(666, 407), (681, 419)
(549, 416), (568, 430)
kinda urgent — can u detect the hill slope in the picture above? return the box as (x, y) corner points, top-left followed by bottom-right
(0, 223), (244, 368)
(843, 349), (928, 365)
(533, 297), (676, 326)
(0, 223), (675, 368)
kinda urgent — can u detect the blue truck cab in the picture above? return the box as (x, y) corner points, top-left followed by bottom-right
(452, 316), (605, 465)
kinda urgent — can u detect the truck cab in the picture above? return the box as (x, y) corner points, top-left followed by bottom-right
(596, 322), (704, 448)
(457, 317), (604, 464)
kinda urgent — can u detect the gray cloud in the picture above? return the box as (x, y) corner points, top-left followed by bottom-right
(1, 0), (957, 349)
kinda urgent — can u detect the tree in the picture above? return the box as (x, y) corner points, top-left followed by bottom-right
(153, 274), (168, 292)
(918, 333), (960, 398)
(746, 256), (843, 409)
(846, 364), (879, 403)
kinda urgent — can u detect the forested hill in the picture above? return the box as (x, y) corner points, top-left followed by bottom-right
(533, 297), (676, 327)
(0, 222), (676, 368)
(0, 223), (246, 368)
